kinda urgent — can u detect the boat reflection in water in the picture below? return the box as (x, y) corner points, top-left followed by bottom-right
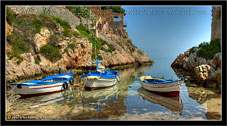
(137, 87), (183, 114)
(81, 84), (119, 112)
(30, 87), (75, 108)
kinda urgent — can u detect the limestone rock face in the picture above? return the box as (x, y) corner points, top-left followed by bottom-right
(207, 69), (221, 89)
(6, 53), (42, 83)
(172, 48), (221, 89)
(209, 53), (221, 69)
(194, 64), (215, 86)
(34, 27), (50, 51)
(132, 48), (152, 64)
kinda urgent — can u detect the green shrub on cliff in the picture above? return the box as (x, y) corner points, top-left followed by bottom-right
(50, 16), (76, 37)
(33, 19), (44, 33)
(76, 24), (91, 34)
(52, 17), (71, 29)
(6, 7), (22, 27)
(197, 39), (221, 60)
(7, 51), (24, 64)
(189, 46), (196, 54)
(40, 44), (62, 62)
(6, 30), (32, 64)
(77, 24), (99, 59)
(97, 38), (116, 52)
(77, 24), (116, 59)
(66, 6), (90, 19)
(6, 7), (15, 25)
(98, 55), (103, 60)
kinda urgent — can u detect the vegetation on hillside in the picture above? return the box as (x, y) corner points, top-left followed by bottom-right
(66, 6), (91, 19)
(40, 44), (62, 62)
(7, 29), (31, 64)
(6, 7), (81, 63)
(197, 39), (221, 60)
(189, 46), (197, 54)
(189, 39), (221, 60)
(76, 24), (116, 60)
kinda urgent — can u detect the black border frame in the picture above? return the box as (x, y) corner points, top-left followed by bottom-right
(1, 0), (226, 126)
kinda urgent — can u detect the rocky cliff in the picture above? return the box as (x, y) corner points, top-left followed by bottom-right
(171, 6), (222, 90)
(6, 6), (152, 83)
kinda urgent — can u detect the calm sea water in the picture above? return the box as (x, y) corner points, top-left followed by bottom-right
(6, 57), (221, 121)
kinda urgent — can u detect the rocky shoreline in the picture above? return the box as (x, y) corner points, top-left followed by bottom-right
(171, 6), (222, 91)
(171, 50), (221, 90)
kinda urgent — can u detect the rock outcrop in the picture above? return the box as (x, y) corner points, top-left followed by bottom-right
(171, 6), (222, 90)
(194, 64), (215, 86)
(171, 46), (221, 89)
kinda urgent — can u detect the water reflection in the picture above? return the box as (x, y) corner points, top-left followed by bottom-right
(172, 67), (221, 120)
(68, 64), (152, 120)
(81, 85), (119, 112)
(137, 87), (183, 114)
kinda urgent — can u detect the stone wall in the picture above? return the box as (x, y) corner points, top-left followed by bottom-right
(8, 6), (92, 30)
(211, 6), (222, 41)
(90, 6), (124, 24)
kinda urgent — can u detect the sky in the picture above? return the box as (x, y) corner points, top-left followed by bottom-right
(122, 6), (212, 60)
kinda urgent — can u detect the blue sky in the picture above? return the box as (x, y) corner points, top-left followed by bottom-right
(122, 6), (212, 60)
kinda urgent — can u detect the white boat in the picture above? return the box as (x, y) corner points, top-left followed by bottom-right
(137, 76), (184, 96)
(10, 70), (74, 97)
(81, 58), (119, 90)
(137, 87), (183, 114)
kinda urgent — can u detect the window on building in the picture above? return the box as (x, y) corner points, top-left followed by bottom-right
(113, 16), (121, 22)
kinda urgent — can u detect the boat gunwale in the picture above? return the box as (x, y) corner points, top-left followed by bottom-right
(10, 72), (73, 86)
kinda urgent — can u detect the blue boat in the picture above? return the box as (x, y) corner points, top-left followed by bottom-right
(81, 58), (120, 90)
(10, 70), (74, 97)
(137, 76), (184, 96)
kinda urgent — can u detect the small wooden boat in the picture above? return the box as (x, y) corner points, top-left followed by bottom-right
(137, 87), (183, 114)
(10, 70), (74, 97)
(137, 76), (184, 96)
(81, 58), (120, 90)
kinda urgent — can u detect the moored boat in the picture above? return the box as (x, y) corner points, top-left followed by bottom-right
(10, 70), (74, 97)
(81, 58), (119, 90)
(137, 76), (184, 96)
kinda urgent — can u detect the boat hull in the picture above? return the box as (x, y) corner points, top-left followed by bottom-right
(138, 79), (183, 96)
(84, 78), (117, 90)
(10, 82), (71, 98)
